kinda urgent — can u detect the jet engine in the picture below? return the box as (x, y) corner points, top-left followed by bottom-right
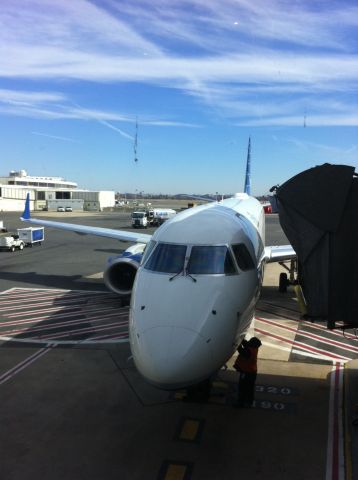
(103, 243), (146, 297)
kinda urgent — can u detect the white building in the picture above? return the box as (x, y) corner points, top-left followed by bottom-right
(0, 170), (115, 212)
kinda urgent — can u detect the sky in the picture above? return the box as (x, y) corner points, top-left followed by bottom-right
(0, 0), (357, 195)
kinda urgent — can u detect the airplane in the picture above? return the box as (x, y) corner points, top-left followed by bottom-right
(20, 174), (295, 391)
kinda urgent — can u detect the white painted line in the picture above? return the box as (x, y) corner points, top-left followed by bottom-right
(4, 287), (113, 294)
(36, 322), (127, 340)
(256, 327), (351, 362)
(0, 335), (129, 345)
(0, 290), (106, 305)
(0, 308), (128, 327)
(0, 316), (129, 337)
(0, 294), (119, 311)
(0, 347), (52, 385)
(261, 340), (325, 362)
(89, 331), (130, 341)
(257, 305), (358, 342)
(0, 288), (18, 295)
(256, 316), (358, 354)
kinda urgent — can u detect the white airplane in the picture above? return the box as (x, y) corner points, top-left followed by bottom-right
(21, 190), (295, 390)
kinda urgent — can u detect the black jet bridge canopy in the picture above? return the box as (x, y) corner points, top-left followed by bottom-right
(275, 163), (358, 329)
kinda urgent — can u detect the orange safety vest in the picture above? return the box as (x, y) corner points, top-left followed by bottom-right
(234, 347), (259, 373)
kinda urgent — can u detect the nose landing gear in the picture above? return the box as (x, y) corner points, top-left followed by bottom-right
(278, 258), (299, 293)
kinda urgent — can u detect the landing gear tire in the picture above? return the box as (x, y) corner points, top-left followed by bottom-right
(279, 272), (288, 293)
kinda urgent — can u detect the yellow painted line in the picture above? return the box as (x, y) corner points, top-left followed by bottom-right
(164, 464), (187, 480)
(212, 381), (229, 389)
(174, 392), (186, 400)
(179, 419), (199, 441)
(209, 396), (226, 404)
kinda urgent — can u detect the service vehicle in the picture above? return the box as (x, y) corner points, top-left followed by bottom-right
(17, 227), (44, 247)
(0, 220), (7, 232)
(131, 211), (148, 228)
(65, 206), (73, 212)
(57, 206), (65, 212)
(148, 208), (176, 226)
(0, 234), (25, 252)
(131, 208), (177, 228)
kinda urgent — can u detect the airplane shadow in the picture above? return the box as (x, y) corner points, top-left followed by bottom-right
(0, 283), (127, 352)
(0, 271), (107, 292)
(94, 248), (124, 254)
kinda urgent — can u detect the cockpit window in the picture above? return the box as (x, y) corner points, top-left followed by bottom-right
(144, 243), (186, 273)
(187, 246), (236, 275)
(232, 243), (255, 271)
(140, 240), (157, 265)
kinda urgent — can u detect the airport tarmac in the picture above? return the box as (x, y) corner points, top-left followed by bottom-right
(0, 211), (357, 480)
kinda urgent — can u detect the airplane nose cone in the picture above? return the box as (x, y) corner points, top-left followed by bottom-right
(132, 326), (213, 388)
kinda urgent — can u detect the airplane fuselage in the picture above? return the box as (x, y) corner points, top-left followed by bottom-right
(129, 194), (265, 389)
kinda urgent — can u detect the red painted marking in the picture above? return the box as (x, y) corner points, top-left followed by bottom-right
(2, 296), (118, 313)
(37, 322), (128, 340)
(4, 304), (122, 321)
(332, 365), (340, 480)
(0, 317), (128, 337)
(255, 327), (350, 361)
(256, 316), (358, 353)
(257, 305), (358, 341)
(0, 291), (108, 306)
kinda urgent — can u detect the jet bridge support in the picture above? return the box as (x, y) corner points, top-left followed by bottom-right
(275, 163), (358, 330)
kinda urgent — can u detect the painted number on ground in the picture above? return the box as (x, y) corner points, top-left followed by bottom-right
(255, 384), (299, 396)
(253, 399), (296, 413)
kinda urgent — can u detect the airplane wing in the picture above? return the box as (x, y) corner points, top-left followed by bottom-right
(264, 245), (296, 263)
(20, 194), (152, 244)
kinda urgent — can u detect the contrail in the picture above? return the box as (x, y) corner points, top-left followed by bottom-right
(97, 119), (134, 141)
(71, 102), (134, 141)
(31, 131), (78, 143)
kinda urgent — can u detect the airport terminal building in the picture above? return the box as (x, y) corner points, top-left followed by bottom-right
(0, 170), (115, 212)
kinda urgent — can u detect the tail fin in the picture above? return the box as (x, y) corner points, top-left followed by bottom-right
(21, 193), (31, 220)
(244, 137), (251, 195)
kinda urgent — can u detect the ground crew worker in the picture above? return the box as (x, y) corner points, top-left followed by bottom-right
(233, 336), (262, 407)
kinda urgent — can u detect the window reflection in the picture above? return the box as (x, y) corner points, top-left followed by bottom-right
(140, 240), (157, 265)
(144, 243), (186, 273)
(187, 246), (236, 274)
(232, 243), (255, 271)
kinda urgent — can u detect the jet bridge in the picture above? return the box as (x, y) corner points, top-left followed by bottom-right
(275, 163), (358, 329)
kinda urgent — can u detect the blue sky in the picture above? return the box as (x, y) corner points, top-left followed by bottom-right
(0, 0), (357, 195)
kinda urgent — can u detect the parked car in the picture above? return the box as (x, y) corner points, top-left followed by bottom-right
(65, 206), (73, 212)
(57, 206), (65, 212)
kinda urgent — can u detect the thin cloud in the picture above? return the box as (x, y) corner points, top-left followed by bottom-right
(0, 1), (358, 127)
(236, 114), (358, 127)
(0, 90), (202, 128)
(0, 88), (66, 104)
(31, 131), (78, 143)
(142, 120), (201, 128)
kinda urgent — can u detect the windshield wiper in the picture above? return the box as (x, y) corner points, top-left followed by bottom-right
(185, 270), (197, 283)
(169, 269), (184, 281)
